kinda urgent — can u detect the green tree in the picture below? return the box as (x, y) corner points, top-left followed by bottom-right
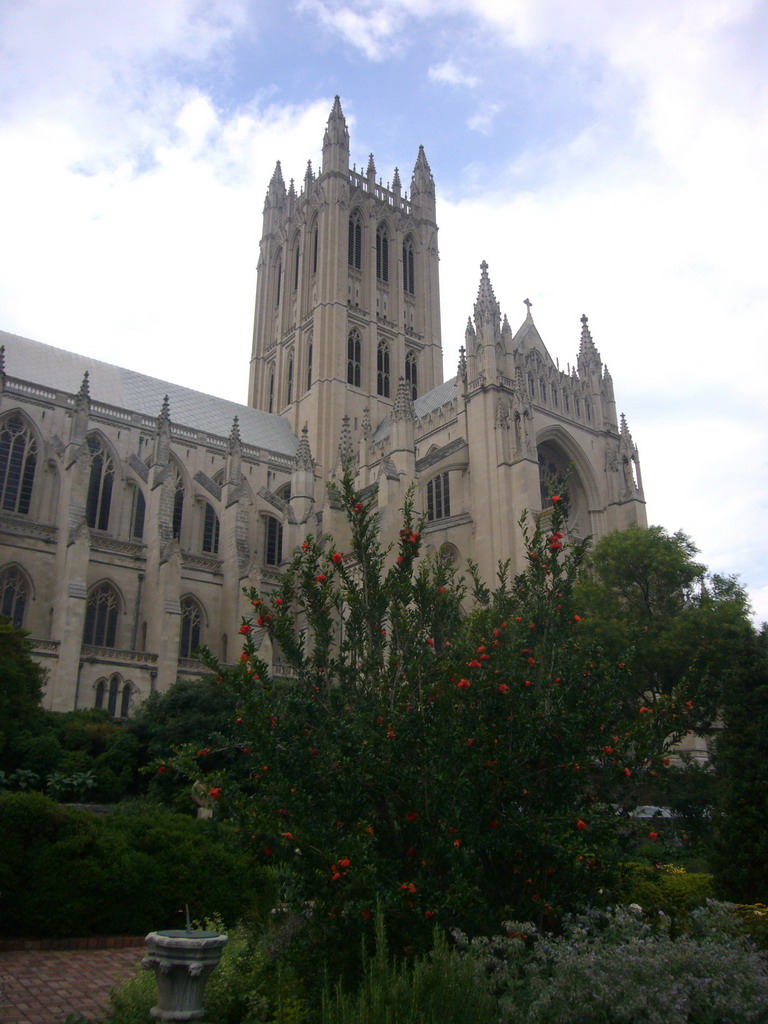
(712, 624), (768, 901)
(0, 618), (46, 764)
(574, 524), (753, 716)
(166, 474), (693, 984)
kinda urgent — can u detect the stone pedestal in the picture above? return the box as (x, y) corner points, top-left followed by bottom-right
(142, 930), (227, 1022)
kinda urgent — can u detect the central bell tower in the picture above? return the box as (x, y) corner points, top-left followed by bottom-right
(247, 97), (443, 476)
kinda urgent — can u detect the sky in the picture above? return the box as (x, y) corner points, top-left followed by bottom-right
(1, 0), (766, 623)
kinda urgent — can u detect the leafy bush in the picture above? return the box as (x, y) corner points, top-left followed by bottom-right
(616, 863), (714, 917)
(0, 792), (274, 938)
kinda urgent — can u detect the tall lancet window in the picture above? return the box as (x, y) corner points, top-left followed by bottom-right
(0, 565), (28, 628)
(85, 437), (114, 531)
(405, 352), (418, 400)
(347, 329), (361, 388)
(348, 212), (362, 270)
(286, 351), (294, 405)
(0, 414), (37, 515)
(306, 339), (313, 392)
(377, 341), (390, 397)
(402, 237), (415, 294)
(172, 465), (184, 541)
(376, 224), (389, 282)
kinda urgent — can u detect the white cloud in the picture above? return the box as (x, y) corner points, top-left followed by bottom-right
(428, 61), (479, 87)
(467, 102), (504, 134)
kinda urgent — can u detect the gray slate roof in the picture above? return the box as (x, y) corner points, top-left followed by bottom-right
(0, 331), (299, 458)
(372, 376), (458, 443)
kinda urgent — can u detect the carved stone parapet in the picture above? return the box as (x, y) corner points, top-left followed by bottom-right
(0, 512), (58, 543)
(80, 645), (159, 667)
(181, 553), (223, 574)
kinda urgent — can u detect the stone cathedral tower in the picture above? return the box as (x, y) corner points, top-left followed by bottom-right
(248, 97), (443, 478)
(0, 95), (647, 713)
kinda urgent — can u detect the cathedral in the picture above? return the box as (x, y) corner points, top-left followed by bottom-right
(0, 97), (646, 715)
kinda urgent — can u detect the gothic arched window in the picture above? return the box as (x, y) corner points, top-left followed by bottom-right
(551, 386), (559, 409)
(179, 597), (204, 658)
(306, 339), (313, 392)
(286, 350), (294, 406)
(85, 437), (114, 531)
(0, 565), (28, 628)
(275, 252), (283, 307)
(172, 465), (184, 541)
(402, 237), (415, 294)
(94, 678), (106, 710)
(540, 380), (547, 403)
(311, 221), (319, 275)
(130, 486), (145, 540)
(405, 352), (418, 401)
(377, 340), (390, 397)
(84, 582), (119, 648)
(427, 473), (450, 522)
(347, 329), (361, 388)
(0, 414), (37, 515)
(376, 224), (389, 282)
(293, 241), (300, 290)
(120, 680), (133, 718)
(268, 363), (275, 413)
(265, 515), (283, 566)
(348, 212), (362, 270)
(202, 502), (220, 554)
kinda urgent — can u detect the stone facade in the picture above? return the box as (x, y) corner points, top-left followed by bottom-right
(0, 97), (645, 714)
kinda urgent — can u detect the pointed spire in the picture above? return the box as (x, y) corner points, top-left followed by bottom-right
(578, 313), (602, 374)
(392, 166), (401, 190)
(228, 415), (241, 451)
(0, 344), (6, 379)
(411, 145), (435, 196)
(294, 423), (314, 472)
(322, 95), (350, 173)
(266, 160), (287, 208)
(474, 261), (501, 328)
(338, 414), (353, 466)
(458, 345), (467, 383)
(71, 368), (91, 442)
(367, 152), (376, 185)
(304, 159), (313, 186)
(288, 177), (296, 198)
(77, 371), (90, 400)
(392, 377), (416, 423)
(158, 394), (171, 426)
(523, 298), (534, 323)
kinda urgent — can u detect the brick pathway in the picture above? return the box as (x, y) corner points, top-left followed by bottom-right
(0, 944), (145, 1024)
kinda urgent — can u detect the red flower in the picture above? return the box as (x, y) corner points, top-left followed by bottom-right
(400, 882), (416, 894)
(239, 623), (252, 635)
(310, 748), (319, 756)
(453, 839), (461, 847)
(466, 659), (482, 669)
(623, 767), (632, 777)
(551, 494), (561, 502)
(315, 574), (327, 583)
(527, 656), (536, 666)
(396, 555), (405, 564)
(274, 597), (283, 606)
(302, 541), (309, 550)
(426, 637), (435, 647)
(576, 819), (587, 831)
(405, 811), (419, 822)
(361, 909), (372, 921)
(209, 787), (222, 799)
(488, 819), (500, 829)
(497, 683), (509, 694)
(338, 857), (351, 868)
(685, 700), (694, 709)
(457, 678), (471, 690)
(332, 551), (343, 564)
(573, 614), (582, 622)
(601, 745), (614, 754)
(354, 502), (365, 513)
(524, 679), (532, 688)
(280, 831), (294, 839)
(648, 831), (659, 841)
(437, 586), (445, 594)
(639, 706), (652, 714)
(157, 764), (167, 774)
(263, 847), (273, 857)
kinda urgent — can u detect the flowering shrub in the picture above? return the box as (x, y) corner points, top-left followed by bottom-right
(174, 469), (695, 973)
(505, 902), (768, 1023)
